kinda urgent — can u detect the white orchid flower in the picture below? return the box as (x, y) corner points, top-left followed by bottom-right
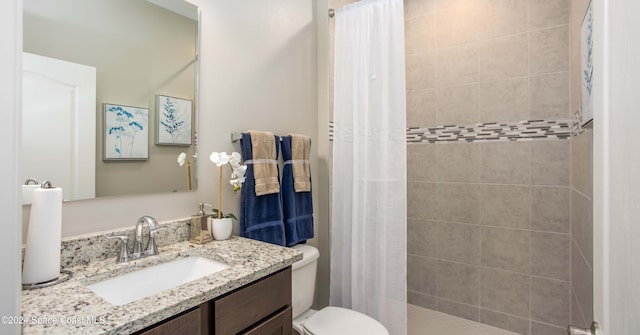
(177, 152), (187, 166)
(229, 152), (242, 167)
(232, 164), (247, 178)
(230, 173), (246, 193)
(230, 176), (246, 186)
(209, 152), (230, 167)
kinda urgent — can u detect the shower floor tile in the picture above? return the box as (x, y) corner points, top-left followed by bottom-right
(408, 304), (520, 335)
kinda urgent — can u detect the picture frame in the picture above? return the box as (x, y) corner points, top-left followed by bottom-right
(156, 94), (193, 146)
(103, 103), (149, 160)
(580, 0), (594, 126)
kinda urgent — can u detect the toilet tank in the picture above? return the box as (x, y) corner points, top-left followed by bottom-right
(291, 244), (320, 319)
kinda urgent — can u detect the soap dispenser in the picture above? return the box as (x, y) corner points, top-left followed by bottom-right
(189, 203), (213, 244)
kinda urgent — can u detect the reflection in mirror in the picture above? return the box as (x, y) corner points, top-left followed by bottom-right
(22, 0), (198, 203)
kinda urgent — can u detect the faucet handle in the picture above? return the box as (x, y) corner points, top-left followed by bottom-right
(107, 235), (131, 263)
(147, 227), (167, 255)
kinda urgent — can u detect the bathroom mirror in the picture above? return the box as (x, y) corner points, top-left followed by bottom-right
(22, 0), (199, 202)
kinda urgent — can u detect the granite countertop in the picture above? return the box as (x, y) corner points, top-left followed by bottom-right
(21, 236), (302, 335)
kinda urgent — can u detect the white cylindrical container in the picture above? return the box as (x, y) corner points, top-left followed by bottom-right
(22, 187), (63, 284)
(209, 217), (232, 240)
(21, 184), (40, 205)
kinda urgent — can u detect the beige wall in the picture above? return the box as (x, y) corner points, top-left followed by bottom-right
(570, 0), (593, 329)
(404, 0), (572, 334)
(23, 0), (197, 197)
(191, 0), (326, 307)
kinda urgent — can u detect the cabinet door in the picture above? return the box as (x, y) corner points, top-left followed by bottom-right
(137, 303), (209, 335)
(214, 267), (291, 334)
(240, 307), (292, 335)
(139, 307), (201, 335)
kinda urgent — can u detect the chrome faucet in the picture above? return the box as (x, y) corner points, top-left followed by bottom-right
(107, 216), (167, 263)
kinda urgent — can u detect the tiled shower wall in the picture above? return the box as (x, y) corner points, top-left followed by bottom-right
(569, 0), (593, 329)
(405, 0), (573, 334)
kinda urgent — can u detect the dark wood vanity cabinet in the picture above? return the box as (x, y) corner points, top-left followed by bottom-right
(135, 267), (292, 335)
(138, 303), (210, 335)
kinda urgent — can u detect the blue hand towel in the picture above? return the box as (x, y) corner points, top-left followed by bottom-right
(281, 135), (314, 247)
(240, 133), (286, 246)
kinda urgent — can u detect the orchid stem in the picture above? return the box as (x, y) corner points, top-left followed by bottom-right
(186, 161), (192, 191)
(218, 165), (222, 219)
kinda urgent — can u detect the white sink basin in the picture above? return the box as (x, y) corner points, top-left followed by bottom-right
(87, 256), (229, 305)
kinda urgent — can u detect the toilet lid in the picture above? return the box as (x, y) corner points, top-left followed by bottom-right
(303, 307), (389, 335)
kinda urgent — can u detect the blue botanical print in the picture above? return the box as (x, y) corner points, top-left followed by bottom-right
(106, 104), (147, 159)
(160, 97), (185, 143)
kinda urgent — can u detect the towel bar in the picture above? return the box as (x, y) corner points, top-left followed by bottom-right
(230, 132), (283, 143)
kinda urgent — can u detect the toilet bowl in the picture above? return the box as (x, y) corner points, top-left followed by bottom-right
(291, 244), (389, 335)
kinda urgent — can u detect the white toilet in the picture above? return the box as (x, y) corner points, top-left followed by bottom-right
(291, 244), (389, 335)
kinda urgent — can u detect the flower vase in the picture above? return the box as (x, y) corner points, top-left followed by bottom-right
(209, 217), (232, 240)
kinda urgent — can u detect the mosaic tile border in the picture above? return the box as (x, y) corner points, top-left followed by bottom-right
(329, 119), (578, 143)
(406, 119), (572, 143)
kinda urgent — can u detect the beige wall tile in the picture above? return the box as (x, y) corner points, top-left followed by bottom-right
(437, 142), (481, 183)
(405, 14), (436, 54)
(531, 322), (567, 335)
(480, 268), (529, 317)
(437, 260), (480, 305)
(529, 0), (570, 30)
(437, 183), (481, 224)
(480, 309), (530, 335)
(436, 7), (478, 48)
(571, 290), (591, 328)
(571, 189), (593, 267)
(531, 232), (570, 281)
(438, 298), (480, 321)
(407, 144), (437, 182)
(407, 89), (436, 127)
(477, 0), (528, 39)
(531, 186), (570, 233)
(408, 255), (437, 295)
(530, 72), (570, 119)
(408, 218), (438, 257)
(571, 240), (593, 324)
(404, 0), (436, 19)
(530, 25), (569, 74)
(571, 130), (593, 198)
(531, 139), (570, 186)
(408, 290), (437, 309)
(478, 77), (530, 122)
(435, 0), (476, 12)
(436, 84), (479, 124)
(571, 290), (588, 328)
(481, 184), (530, 229)
(406, 52), (436, 91)
(480, 141), (530, 184)
(481, 226), (530, 273)
(478, 34), (528, 81)
(438, 222), (480, 265)
(408, 182), (437, 220)
(530, 277), (570, 327)
(437, 45), (479, 86)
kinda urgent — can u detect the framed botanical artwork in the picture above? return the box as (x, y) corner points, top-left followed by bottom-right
(581, 0), (594, 126)
(156, 95), (193, 146)
(103, 103), (149, 160)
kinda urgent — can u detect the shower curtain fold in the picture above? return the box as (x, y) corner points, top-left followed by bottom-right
(330, 0), (407, 334)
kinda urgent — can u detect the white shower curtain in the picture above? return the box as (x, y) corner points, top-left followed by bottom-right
(330, 0), (406, 334)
